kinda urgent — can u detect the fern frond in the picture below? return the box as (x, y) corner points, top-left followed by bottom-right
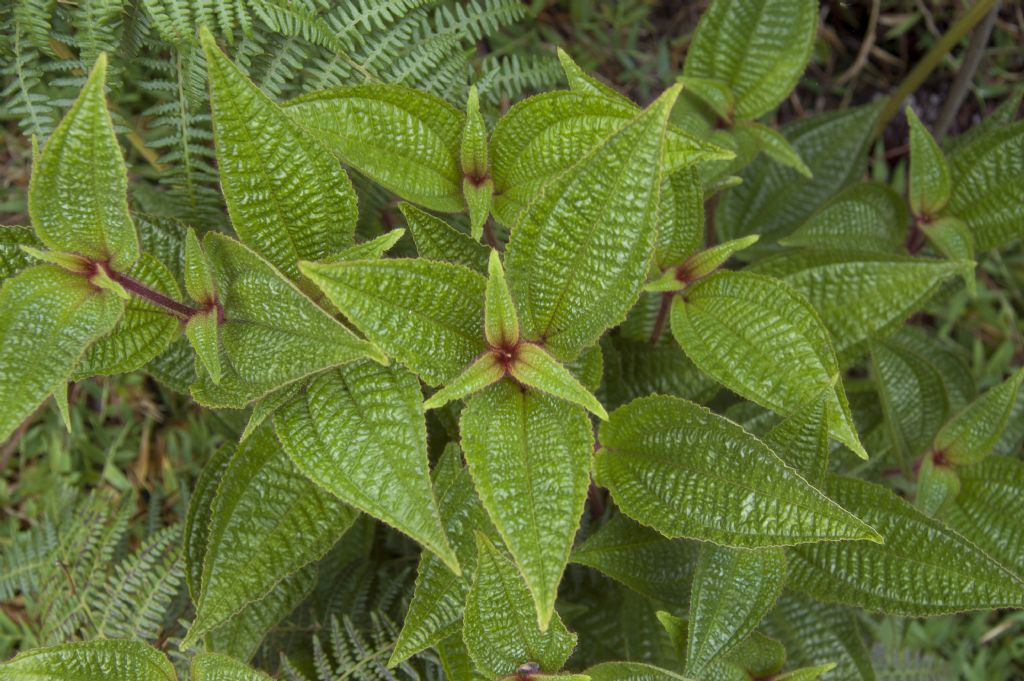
(474, 52), (561, 105)
(0, 28), (59, 138)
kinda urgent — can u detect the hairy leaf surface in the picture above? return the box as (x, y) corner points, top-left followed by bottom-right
(946, 456), (1024, 577)
(933, 367), (1024, 465)
(781, 182), (907, 253)
(191, 652), (274, 680)
(402, 203), (489, 274)
(0, 639), (175, 681)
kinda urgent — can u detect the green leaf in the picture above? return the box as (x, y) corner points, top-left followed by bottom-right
(762, 390), (831, 483)
(764, 592), (876, 681)
(674, 235), (759, 286)
(684, 0), (817, 120)
(722, 631), (786, 678)
(686, 545), (786, 678)
(557, 47), (634, 107)
(915, 454), (960, 516)
(920, 216), (975, 293)
(191, 652), (274, 680)
(788, 476), (1024, 615)
(391, 444), (500, 666)
(946, 456), (1024, 577)
(464, 180), (493, 244)
(321, 229), (405, 263)
(463, 533), (578, 675)
(402, 203), (489, 274)
(0, 265), (123, 441)
(185, 228), (216, 304)
(505, 86), (679, 360)
(740, 121), (812, 177)
(751, 251), (961, 367)
(460, 381), (592, 629)
(510, 343), (608, 419)
(0, 226), (38, 280)
(0, 639), (175, 681)
(595, 396), (881, 546)
(947, 119), (1024, 251)
(906, 108), (951, 216)
(585, 662), (689, 681)
(776, 664), (838, 681)
(887, 327), (975, 413)
(285, 84), (465, 212)
(274, 360), (458, 572)
(678, 76), (735, 121)
(437, 633), (490, 681)
(202, 29), (358, 280)
(461, 86), (488, 177)
(28, 54), (139, 270)
(183, 425), (357, 649)
(781, 181), (909, 253)
(718, 103), (880, 244)
(300, 257), (486, 386)
(670, 270), (865, 457)
(423, 354), (504, 412)
(604, 335), (718, 408)
(185, 442), (237, 602)
(52, 381), (71, 432)
(932, 366), (1024, 465)
(571, 513), (697, 608)
(240, 383), (302, 443)
(191, 234), (383, 408)
(655, 167), (704, 270)
(187, 309), (222, 384)
(74, 254), (181, 378)
(486, 249), (519, 346)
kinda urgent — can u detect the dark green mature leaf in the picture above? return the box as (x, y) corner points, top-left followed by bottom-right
(437, 632), (490, 681)
(505, 86), (679, 360)
(887, 328), (975, 412)
(285, 84), (466, 212)
(571, 513), (697, 608)
(202, 28), (357, 280)
(684, 0), (817, 120)
(751, 251), (961, 367)
(686, 545), (786, 677)
(670, 270), (865, 457)
(300, 258), (486, 386)
(946, 456), (1024, 577)
(948, 119), (1024, 251)
(0, 265), (123, 441)
(274, 360), (457, 572)
(0, 639), (175, 680)
(461, 381), (592, 629)
(586, 662), (689, 681)
(741, 121), (812, 177)
(183, 425), (358, 649)
(463, 534), (577, 675)
(402, 203), (489, 274)
(604, 335), (718, 408)
(28, 54), (138, 270)
(788, 476), (1024, 615)
(933, 367), (1024, 465)
(915, 454), (960, 516)
(391, 444), (500, 666)
(780, 182), (908, 253)
(191, 234), (383, 408)
(595, 396), (880, 546)
(655, 167), (704, 270)
(763, 391), (831, 483)
(185, 442), (236, 602)
(906, 108), (950, 217)
(717, 103), (879, 244)
(191, 652), (273, 680)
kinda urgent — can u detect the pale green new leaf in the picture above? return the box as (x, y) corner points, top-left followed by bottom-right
(187, 309), (221, 384)
(423, 354), (504, 411)
(191, 652), (273, 680)
(0, 639), (175, 681)
(320, 230), (405, 263)
(460, 381), (592, 629)
(0, 226), (37, 280)
(678, 76), (735, 120)
(751, 251), (962, 366)
(185, 228), (216, 303)
(781, 182), (908, 253)
(678, 235), (759, 283)
(202, 28), (358, 280)
(28, 54), (139, 270)
(741, 121), (812, 177)
(921, 216), (975, 293)
(686, 545), (786, 678)
(670, 270), (865, 457)
(300, 258), (486, 386)
(183, 425), (357, 649)
(510, 343), (607, 419)
(788, 476), (1024, 615)
(933, 366), (1024, 465)
(906, 108), (950, 216)
(274, 360), (457, 572)
(571, 513), (697, 608)
(684, 0), (817, 120)
(763, 390), (831, 483)
(402, 203), (489, 274)
(945, 456), (1024, 577)
(463, 534), (577, 675)
(776, 665), (837, 681)
(464, 180), (493, 243)
(595, 396), (881, 546)
(0, 265), (123, 441)
(915, 454), (960, 516)
(585, 662), (689, 681)
(655, 167), (704, 270)
(461, 86), (488, 177)
(505, 86), (679, 360)
(485, 249), (519, 346)
(285, 84), (465, 212)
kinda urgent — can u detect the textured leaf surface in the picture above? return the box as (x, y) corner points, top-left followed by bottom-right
(184, 441), (236, 602)
(202, 29), (357, 279)
(28, 54), (138, 270)
(788, 476), (1024, 615)
(586, 662), (688, 681)
(423, 354), (504, 411)
(391, 445), (499, 665)
(686, 545), (786, 677)
(752, 251), (960, 367)
(684, 0), (817, 119)
(781, 182), (907, 253)
(191, 652), (273, 680)
(184, 425), (357, 648)
(461, 381), (592, 629)
(763, 391), (831, 483)
(571, 513), (697, 608)
(285, 84), (465, 212)
(402, 203), (489, 274)
(301, 258), (486, 385)
(485, 250), (518, 346)
(670, 271), (864, 456)
(463, 534), (577, 675)
(0, 639), (175, 680)
(933, 367), (1024, 465)
(742, 121), (812, 177)
(0, 265), (123, 441)
(946, 456), (1024, 577)
(906, 108), (950, 216)
(655, 167), (704, 269)
(510, 343), (607, 419)
(187, 309), (221, 384)
(274, 360), (456, 571)
(604, 335), (718, 408)
(595, 396), (880, 546)
(505, 87), (677, 360)
(0, 226), (39, 279)
(185, 228), (216, 303)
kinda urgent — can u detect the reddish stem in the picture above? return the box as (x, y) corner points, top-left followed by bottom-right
(102, 264), (200, 320)
(649, 292), (673, 345)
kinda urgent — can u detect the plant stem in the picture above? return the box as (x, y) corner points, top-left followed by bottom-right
(935, 0), (1002, 139)
(649, 292), (673, 345)
(105, 267), (199, 320)
(872, 0), (998, 140)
